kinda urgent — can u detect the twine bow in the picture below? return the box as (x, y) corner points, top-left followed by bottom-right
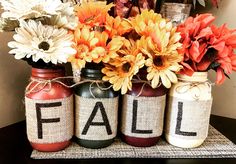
(25, 76), (112, 98)
(175, 81), (214, 100)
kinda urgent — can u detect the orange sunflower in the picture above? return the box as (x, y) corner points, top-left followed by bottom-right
(68, 26), (98, 69)
(91, 31), (124, 63)
(131, 9), (164, 37)
(139, 23), (183, 88)
(75, 2), (113, 28)
(105, 15), (133, 38)
(102, 39), (145, 94)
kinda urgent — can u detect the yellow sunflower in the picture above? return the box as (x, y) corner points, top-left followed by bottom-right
(102, 39), (145, 94)
(131, 10), (164, 37)
(139, 26), (183, 89)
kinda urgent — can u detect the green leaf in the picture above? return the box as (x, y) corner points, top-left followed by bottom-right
(208, 62), (220, 71)
(197, 0), (206, 7)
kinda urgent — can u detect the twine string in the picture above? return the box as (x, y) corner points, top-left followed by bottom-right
(175, 80), (214, 100)
(131, 77), (161, 97)
(25, 76), (112, 98)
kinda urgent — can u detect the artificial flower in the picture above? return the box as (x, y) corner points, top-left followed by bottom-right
(134, 14), (183, 89)
(40, 2), (78, 30)
(69, 26), (124, 69)
(105, 15), (133, 38)
(0, 0), (77, 30)
(75, 2), (113, 28)
(140, 35), (182, 88)
(177, 13), (236, 85)
(8, 20), (76, 64)
(91, 32), (124, 63)
(177, 13), (216, 75)
(102, 39), (145, 94)
(131, 10), (164, 37)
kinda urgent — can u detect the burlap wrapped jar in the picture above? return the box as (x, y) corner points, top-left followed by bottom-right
(25, 67), (74, 152)
(121, 72), (168, 147)
(74, 64), (119, 149)
(165, 72), (213, 148)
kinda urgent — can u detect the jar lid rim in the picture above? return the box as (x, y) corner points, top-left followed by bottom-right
(178, 72), (208, 82)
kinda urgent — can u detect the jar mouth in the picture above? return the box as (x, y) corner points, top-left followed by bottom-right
(178, 72), (208, 82)
(163, 2), (192, 6)
(81, 68), (104, 79)
(31, 67), (65, 79)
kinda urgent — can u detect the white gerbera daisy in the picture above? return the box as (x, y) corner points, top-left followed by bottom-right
(0, 0), (78, 29)
(1, 0), (61, 19)
(41, 3), (78, 30)
(8, 20), (76, 64)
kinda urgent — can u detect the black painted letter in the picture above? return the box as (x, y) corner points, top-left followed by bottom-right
(175, 102), (197, 136)
(36, 102), (61, 139)
(82, 102), (112, 135)
(132, 100), (153, 134)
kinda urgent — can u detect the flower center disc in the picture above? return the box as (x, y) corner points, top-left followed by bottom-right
(153, 56), (163, 67)
(38, 41), (50, 51)
(122, 62), (131, 73)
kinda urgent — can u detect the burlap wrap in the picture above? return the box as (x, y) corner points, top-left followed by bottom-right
(75, 96), (118, 141)
(25, 95), (74, 143)
(165, 96), (212, 140)
(121, 94), (166, 138)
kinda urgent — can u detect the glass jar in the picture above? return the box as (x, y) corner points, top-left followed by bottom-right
(74, 64), (119, 149)
(25, 67), (74, 152)
(160, 2), (191, 26)
(121, 72), (168, 147)
(165, 72), (213, 148)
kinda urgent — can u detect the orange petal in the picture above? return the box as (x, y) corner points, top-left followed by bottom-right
(216, 68), (226, 85)
(189, 41), (201, 62)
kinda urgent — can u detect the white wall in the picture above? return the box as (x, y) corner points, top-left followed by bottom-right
(0, 31), (30, 128)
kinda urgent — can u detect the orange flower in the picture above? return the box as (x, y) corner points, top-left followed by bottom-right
(91, 32), (124, 63)
(140, 36), (182, 89)
(131, 10), (164, 37)
(177, 13), (236, 85)
(68, 26), (99, 69)
(105, 15), (133, 38)
(102, 39), (145, 94)
(75, 2), (113, 27)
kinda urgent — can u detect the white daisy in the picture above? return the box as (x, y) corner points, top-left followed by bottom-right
(41, 3), (78, 30)
(8, 20), (76, 64)
(0, 0), (78, 29)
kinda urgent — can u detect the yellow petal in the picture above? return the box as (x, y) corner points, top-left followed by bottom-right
(165, 69), (178, 83)
(151, 73), (160, 88)
(160, 72), (171, 88)
(147, 71), (155, 80)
